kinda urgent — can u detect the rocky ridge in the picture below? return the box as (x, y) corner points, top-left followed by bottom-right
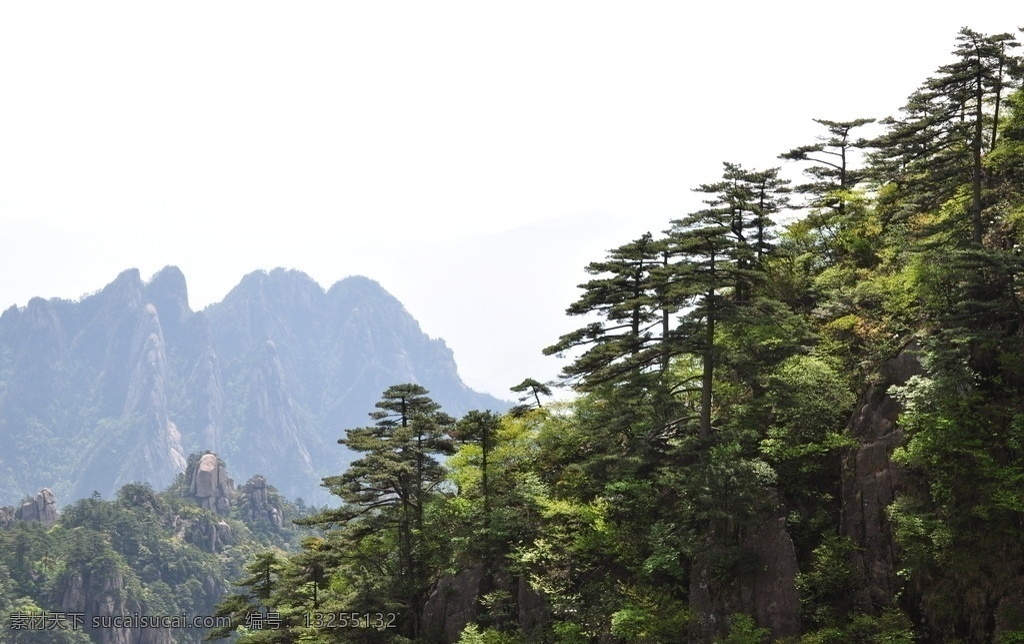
(0, 267), (507, 506)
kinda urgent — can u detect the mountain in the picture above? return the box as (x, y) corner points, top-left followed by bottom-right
(0, 267), (508, 505)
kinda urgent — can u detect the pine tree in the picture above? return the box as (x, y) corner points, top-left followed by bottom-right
(662, 164), (789, 437)
(206, 552), (282, 640)
(870, 28), (1021, 244)
(544, 232), (672, 390)
(453, 410), (502, 595)
(300, 383), (455, 639)
(509, 377), (553, 415)
(781, 118), (874, 264)
(781, 118), (875, 214)
(664, 205), (740, 439)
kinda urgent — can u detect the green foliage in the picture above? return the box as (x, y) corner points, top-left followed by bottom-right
(509, 378), (553, 415)
(797, 534), (859, 629)
(289, 384), (458, 639)
(608, 587), (688, 642)
(716, 613), (770, 644)
(800, 609), (915, 644)
(458, 622), (519, 644)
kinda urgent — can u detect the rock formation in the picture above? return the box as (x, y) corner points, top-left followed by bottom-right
(241, 475), (283, 528)
(240, 340), (317, 500)
(421, 565), (548, 642)
(57, 562), (172, 644)
(422, 564), (486, 642)
(187, 516), (233, 553)
(187, 344), (224, 455)
(688, 492), (801, 642)
(117, 302), (187, 492)
(15, 487), (58, 524)
(840, 346), (922, 611)
(189, 453), (233, 516)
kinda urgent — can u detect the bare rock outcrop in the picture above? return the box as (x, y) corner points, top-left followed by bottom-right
(241, 475), (283, 528)
(688, 494), (802, 642)
(15, 487), (58, 524)
(58, 565), (172, 644)
(840, 346), (922, 611)
(188, 343), (225, 455)
(421, 565), (549, 642)
(187, 516), (233, 553)
(189, 453), (233, 516)
(422, 564), (485, 642)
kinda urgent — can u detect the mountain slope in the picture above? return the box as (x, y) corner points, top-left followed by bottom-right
(0, 267), (507, 505)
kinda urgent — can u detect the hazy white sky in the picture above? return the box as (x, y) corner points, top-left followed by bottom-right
(1, 3), (1020, 398)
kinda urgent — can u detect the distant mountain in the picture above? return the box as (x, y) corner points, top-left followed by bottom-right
(0, 267), (508, 505)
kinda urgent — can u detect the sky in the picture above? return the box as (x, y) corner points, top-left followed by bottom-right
(1, 3), (1021, 399)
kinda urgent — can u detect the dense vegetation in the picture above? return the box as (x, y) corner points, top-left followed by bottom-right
(0, 458), (312, 643)
(206, 28), (1024, 643)
(4, 26), (1024, 643)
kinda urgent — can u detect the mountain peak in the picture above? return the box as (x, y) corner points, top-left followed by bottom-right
(0, 268), (508, 505)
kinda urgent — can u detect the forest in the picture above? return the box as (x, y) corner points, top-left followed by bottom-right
(4, 26), (1024, 643)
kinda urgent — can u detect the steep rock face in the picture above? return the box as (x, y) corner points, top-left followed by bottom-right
(6, 297), (68, 418)
(0, 297), (71, 496)
(204, 269), (507, 500)
(118, 303), (187, 491)
(239, 340), (319, 500)
(74, 269), (147, 413)
(184, 515), (233, 553)
(688, 495), (802, 642)
(57, 565), (172, 644)
(840, 347), (922, 611)
(69, 298), (188, 499)
(422, 564), (486, 642)
(421, 566), (548, 642)
(144, 265), (190, 347)
(318, 276), (489, 438)
(180, 313), (225, 454)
